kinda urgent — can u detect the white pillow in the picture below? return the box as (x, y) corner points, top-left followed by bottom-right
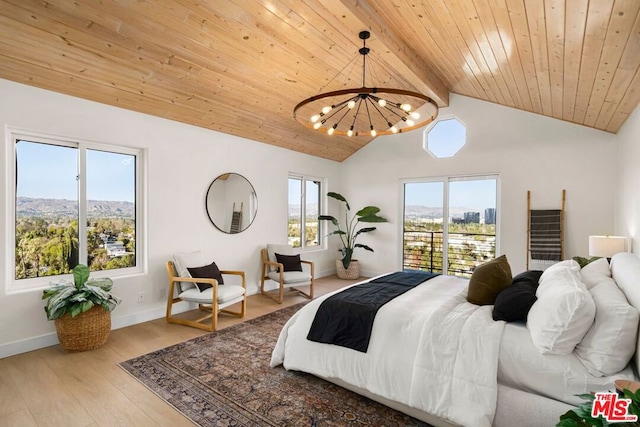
(580, 258), (611, 289)
(540, 259), (580, 280)
(173, 250), (207, 290)
(575, 280), (639, 376)
(527, 263), (596, 355)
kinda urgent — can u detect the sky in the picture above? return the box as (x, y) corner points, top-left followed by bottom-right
(404, 179), (496, 211)
(288, 177), (320, 207)
(427, 118), (466, 158)
(288, 176), (495, 213)
(16, 140), (135, 202)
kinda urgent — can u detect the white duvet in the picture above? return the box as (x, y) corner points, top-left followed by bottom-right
(271, 275), (505, 427)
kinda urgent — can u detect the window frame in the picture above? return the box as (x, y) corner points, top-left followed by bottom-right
(288, 174), (324, 250)
(399, 173), (500, 275)
(6, 128), (145, 293)
(423, 115), (467, 159)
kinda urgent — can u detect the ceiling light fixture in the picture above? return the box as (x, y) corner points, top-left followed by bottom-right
(293, 31), (439, 137)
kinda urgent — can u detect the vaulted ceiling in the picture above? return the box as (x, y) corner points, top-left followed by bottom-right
(0, 1), (638, 162)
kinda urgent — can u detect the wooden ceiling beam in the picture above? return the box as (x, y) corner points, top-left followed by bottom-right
(331, 0), (450, 107)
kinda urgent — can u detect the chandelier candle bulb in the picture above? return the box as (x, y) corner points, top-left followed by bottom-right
(292, 30), (439, 136)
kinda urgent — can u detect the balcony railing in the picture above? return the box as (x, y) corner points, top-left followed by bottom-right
(403, 230), (496, 277)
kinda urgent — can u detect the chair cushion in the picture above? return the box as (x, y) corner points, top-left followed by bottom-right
(179, 284), (245, 304)
(267, 244), (294, 272)
(267, 270), (312, 284)
(275, 253), (303, 272)
(188, 261), (224, 291)
(173, 251), (207, 291)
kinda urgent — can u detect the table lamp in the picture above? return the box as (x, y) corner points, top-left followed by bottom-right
(588, 235), (627, 259)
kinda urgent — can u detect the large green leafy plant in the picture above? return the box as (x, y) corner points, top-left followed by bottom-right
(318, 192), (388, 269)
(42, 264), (121, 320)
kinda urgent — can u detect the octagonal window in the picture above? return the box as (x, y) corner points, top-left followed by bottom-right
(424, 117), (466, 158)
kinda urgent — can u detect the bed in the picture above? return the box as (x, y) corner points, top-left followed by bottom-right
(271, 252), (640, 427)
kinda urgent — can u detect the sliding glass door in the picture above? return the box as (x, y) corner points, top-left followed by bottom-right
(402, 175), (498, 277)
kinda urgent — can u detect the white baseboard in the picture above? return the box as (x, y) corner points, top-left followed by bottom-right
(0, 306), (169, 359)
(1, 271), (345, 359)
(0, 333), (60, 359)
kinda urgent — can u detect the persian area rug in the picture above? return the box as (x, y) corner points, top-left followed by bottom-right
(119, 303), (430, 426)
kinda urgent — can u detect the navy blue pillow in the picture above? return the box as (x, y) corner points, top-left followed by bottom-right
(492, 283), (537, 322)
(511, 270), (543, 288)
(188, 261), (224, 291)
(275, 253), (303, 272)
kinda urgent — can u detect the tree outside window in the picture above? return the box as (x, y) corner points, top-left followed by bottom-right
(288, 176), (321, 248)
(12, 135), (141, 283)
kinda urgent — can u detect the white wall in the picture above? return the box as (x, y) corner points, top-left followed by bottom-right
(0, 79), (342, 357)
(343, 94), (618, 277)
(0, 82), (625, 358)
(615, 104), (640, 254)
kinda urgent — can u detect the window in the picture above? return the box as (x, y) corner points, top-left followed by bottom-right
(288, 175), (321, 248)
(9, 130), (143, 288)
(402, 175), (498, 277)
(423, 117), (466, 158)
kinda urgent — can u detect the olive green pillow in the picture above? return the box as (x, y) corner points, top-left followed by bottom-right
(467, 255), (513, 305)
(572, 256), (602, 269)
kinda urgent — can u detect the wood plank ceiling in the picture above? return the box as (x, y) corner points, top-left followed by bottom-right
(0, 0), (638, 162)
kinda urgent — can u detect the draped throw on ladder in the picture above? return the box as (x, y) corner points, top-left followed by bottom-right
(529, 209), (562, 261)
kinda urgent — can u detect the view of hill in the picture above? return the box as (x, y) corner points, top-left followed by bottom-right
(287, 203), (319, 217)
(404, 205), (481, 219)
(16, 197), (134, 218)
(288, 204), (484, 219)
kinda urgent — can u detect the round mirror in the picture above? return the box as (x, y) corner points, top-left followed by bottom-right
(206, 173), (257, 233)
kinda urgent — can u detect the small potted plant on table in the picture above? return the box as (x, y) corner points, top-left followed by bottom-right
(42, 264), (121, 351)
(319, 192), (388, 279)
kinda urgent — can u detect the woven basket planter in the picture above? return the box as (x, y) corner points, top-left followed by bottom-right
(336, 259), (360, 280)
(54, 306), (111, 352)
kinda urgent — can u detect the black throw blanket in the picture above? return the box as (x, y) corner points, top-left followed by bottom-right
(307, 270), (439, 352)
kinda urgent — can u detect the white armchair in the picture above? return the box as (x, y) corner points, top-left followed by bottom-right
(260, 244), (314, 304)
(166, 251), (246, 331)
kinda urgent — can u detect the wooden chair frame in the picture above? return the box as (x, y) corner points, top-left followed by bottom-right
(165, 261), (246, 332)
(260, 248), (314, 304)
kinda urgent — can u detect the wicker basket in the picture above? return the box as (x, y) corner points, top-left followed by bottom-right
(336, 259), (360, 280)
(54, 306), (111, 351)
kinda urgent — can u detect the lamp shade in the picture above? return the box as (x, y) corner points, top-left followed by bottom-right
(588, 235), (627, 258)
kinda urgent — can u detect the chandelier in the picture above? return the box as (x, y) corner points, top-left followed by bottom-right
(293, 31), (439, 137)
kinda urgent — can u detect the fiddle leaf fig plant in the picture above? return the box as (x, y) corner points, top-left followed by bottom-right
(318, 192), (388, 269)
(42, 264), (121, 320)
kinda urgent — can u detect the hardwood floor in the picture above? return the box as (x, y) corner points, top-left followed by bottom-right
(0, 275), (361, 427)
